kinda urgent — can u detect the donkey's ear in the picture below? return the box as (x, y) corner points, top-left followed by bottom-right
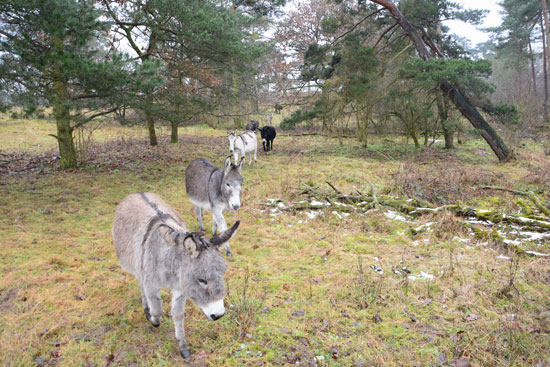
(238, 157), (245, 173)
(226, 130), (230, 135)
(224, 156), (232, 175)
(210, 221), (240, 249)
(234, 129), (238, 135)
(183, 236), (199, 258)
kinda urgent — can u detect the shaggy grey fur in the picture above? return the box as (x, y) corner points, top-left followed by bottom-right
(112, 192), (239, 361)
(185, 157), (245, 257)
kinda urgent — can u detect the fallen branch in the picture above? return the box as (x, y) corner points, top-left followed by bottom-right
(481, 186), (550, 217)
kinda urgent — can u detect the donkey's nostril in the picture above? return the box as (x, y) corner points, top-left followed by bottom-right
(210, 313), (224, 321)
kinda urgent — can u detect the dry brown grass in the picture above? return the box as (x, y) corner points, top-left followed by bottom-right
(1, 118), (549, 367)
(392, 159), (513, 205)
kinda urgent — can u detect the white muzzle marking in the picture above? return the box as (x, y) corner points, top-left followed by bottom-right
(201, 299), (225, 320)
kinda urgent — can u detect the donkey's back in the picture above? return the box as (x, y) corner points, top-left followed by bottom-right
(113, 192), (188, 276)
(185, 158), (217, 210)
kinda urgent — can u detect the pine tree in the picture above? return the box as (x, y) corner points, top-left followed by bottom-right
(0, 0), (150, 168)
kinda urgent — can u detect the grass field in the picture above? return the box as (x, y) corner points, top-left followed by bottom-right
(1, 116), (549, 367)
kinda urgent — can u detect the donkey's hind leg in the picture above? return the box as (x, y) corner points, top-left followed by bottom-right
(140, 282), (162, 327)
(194, 206), (205, 231)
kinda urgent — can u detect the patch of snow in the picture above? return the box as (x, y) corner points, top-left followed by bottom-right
(331, 211), (350, 219)
(503, 239), (521, 246)
(277, 202), (287, 209)
(520, 231), (550, 241)
(497, 255), (511, 260)
(333, 201), (350, 207)
(408, 271), (435, 281)
(413, 222), (434, 233)
(467, 219), (494, 226)
(373, 256), (380, 261)
(371, 265), (384, 274)
(306, 211), (321, 219)
(524, 250), (550, 257)
(310, 200), (330, 207)
(385, 210), (407, 222)
(269, 208), (282, 216)
(419, 271), (435, 280)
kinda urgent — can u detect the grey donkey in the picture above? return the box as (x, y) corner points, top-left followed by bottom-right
(185, 156), (245, 257)
(113, 192), (240, 361)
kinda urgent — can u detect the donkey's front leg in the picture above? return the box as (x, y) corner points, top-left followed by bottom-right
(142, 284), (162, 327)
(253, 146), (257, 162)
(213, 211), (231, 257)
(171, 290), (190, 361)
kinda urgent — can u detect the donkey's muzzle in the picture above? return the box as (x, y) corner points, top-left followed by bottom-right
(210, 313), (224, 321)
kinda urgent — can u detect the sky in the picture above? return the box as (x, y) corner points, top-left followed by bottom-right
(445, 0), (503, 46)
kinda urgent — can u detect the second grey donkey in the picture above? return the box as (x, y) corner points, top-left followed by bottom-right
(113, 192), (240, 361)
(185, 156), (245, 257)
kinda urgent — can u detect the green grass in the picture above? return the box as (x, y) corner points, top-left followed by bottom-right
(1, 116), (549, 366)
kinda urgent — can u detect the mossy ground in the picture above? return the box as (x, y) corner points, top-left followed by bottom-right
(1, 116), (549, 367)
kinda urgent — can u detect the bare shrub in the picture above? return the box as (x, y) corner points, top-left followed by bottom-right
(523, 160), (550, 190)
(352, 256), (384, 310)
(432, 212), (468, 240)
(393, 160), (509, 205)
(227, 267), (266, 339)
(74, 120), (102, 165)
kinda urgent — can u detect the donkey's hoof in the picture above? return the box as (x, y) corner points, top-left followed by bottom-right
(179, 344), (191, 361)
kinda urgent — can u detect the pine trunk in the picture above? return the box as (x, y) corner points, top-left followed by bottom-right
(528, 39), (537, 95)
(541, 15), (550, 123)
(437, 94), (454, 149)
(170, 120), (178, 143)
(53, 79), (77, 169)
(369, 0), (512, 161)
(146, 111), (158, 146)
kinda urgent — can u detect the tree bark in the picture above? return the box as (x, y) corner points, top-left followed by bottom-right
(528, 39), (537, 95)
(53, 77), (77, 169)
(170, 120), (179, 143)
(368, 0), (513, 161)
(145, 110), (158, 146)
(541, 16), (549, 123)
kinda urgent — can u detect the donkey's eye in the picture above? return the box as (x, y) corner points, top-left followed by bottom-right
(226, 183), (230, 187)
(198, 278), (208, 285)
